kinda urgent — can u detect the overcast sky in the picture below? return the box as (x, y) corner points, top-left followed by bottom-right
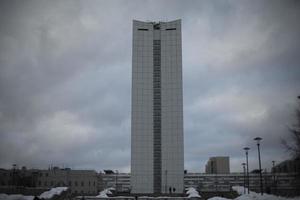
(0, 0), (300, 173)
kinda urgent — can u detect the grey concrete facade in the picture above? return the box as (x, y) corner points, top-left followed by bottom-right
(131, 19), (184, 194)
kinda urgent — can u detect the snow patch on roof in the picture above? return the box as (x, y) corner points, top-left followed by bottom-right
(96, 187), (115, 198)
(39, 187), (68, 199)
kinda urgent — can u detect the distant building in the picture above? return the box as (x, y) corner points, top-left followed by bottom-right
(184, 172), (299, 195)
(0, 167), (98, 196)
(36, 168), (98, 195)
(100, 172), (299, 196)
(0, 167), (39, 187)
(100, 172), (130, 193)
(2, 167), (299, 196)
(272, 159), (300, 173)
(205, 157), (230, 174)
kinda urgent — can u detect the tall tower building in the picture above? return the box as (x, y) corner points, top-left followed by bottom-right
(131, 20), (184, 194)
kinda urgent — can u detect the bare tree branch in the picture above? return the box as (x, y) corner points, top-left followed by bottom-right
(282, 105), (300, 160)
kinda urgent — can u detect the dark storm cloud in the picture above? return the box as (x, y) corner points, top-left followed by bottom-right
(0, 0), (299, 172)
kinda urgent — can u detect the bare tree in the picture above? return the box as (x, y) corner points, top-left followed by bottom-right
(282, 99), (300, 160)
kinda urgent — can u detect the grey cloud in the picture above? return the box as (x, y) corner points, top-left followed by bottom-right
(0, 0), (299, 173)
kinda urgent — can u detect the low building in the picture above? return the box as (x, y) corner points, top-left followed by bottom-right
(184, 172), (299, 195)
(272, 159), (300, 173)
(205, 157), (230, 174)
(36, 167), (98, 195)
(100, 171), (130, 193)
(99, 172), (299, 195)
(0, 166), (98, 196)
(0, 167), (39, 187)
(2, 165), (299, 196)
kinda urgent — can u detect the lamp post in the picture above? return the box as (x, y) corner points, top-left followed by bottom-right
(272, 160), (276, 194)
(165, 170), (168, 194)
(243, 147), (250, 194)
(254, 137), (263, 195)
(115, 170), (119, 192)
(242, 163), (246, 194)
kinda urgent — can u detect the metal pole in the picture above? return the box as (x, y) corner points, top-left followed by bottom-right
(272, 161), (276, 194)
(115, 170), (118, 192)
(257, 143), (263, 195)
(244, 147), (250, 194)
(242, 163), (246, 194)
(246, 151), (250, 194)
(165, 170), (168, 194)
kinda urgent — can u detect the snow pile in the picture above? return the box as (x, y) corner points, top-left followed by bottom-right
(39, 187), (68, 199)
(0, 194), (34, 200)
(232, 186), (253, 196)
(96, 187), (115, 198)
(236, 193), (300, 200)
(206, 186), (300, 200)
(186, 187), (201, 198)
(0, 187), (67, 200)
(208, 197), (230, 200)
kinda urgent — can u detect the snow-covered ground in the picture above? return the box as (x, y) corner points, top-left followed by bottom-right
(207, 186), (300, 200)
(0, 187), (68, 200)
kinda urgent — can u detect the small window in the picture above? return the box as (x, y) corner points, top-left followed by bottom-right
(166, 28), (176, 30)
(138, 28), (148, 31)
(81, 181), (84, 186)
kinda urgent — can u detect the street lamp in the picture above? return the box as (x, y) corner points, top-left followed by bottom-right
(254, 137), (263, 195)
(243, 147), (250, 194)
(165, 170), (168, 194)
(272, 160), (276, 194)
(115, 170), (119, 192)
(242, 163), (246, 194)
